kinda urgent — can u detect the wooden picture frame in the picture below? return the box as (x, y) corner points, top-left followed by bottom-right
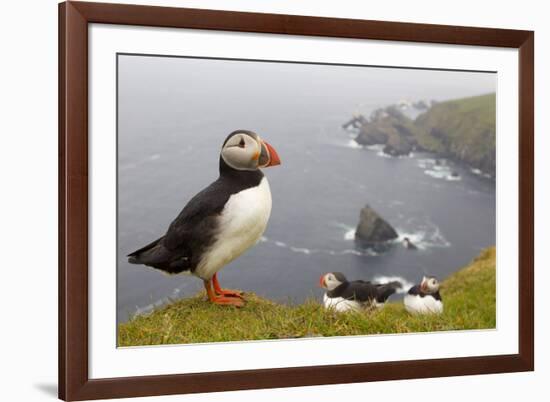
(59, 1), (534, 400)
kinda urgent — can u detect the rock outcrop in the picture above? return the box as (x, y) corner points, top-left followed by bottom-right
(345, 93), (496, 177)
(354, 106), (420, 157)
(414, 94), (496, 176)
(355, 205), (398, 245)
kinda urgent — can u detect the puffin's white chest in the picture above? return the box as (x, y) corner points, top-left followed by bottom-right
(195, 177), (272, 279)
(323, 294), (363, 312)
(404, 293), (443, 314)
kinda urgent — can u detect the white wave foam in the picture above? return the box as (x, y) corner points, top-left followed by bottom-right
(429, 225), (451, 247)
(376, 150), (392, 158)
(346, 139), (363, 149)
(395, 230), (427, 249)
(134, 298), (165, 317)
(445, 174), (461, 181)
(395, 223), (451, 250)
(290, 247), (313, 255)
(372, 275), (414, 294)
(132, 286), (190, 318)
(417, 158), (461, 181)
(366, 144), (385, 152)
(424, 169), (461, 181)
(261, 233), (380, 257)
(344, 229), (356, 241)
(331, 222), (356, 241)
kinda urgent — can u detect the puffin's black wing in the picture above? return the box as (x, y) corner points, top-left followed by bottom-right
(127, 179), (233, 274)
(340, 281), (401, 303)
(339, 281), (379, 302)
(432, 291), (442, 301)
(127, 235), (182, 272)
(373, 281), (402, 303)
(407, 285), (442, 300)
(407, 285), (424, 296)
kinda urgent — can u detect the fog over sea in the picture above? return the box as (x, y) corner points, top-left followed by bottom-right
(117, 55), (496, 323)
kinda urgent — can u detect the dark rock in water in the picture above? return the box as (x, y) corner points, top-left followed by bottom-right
(403, 237), (418, 250)
(354, 107), (417, 158)
(356, 124), (389, 146)
(342, 114), (368, 130)
(355, 205), (398, 245)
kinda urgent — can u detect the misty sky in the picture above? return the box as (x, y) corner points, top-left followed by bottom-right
(118, 55), (496, 142)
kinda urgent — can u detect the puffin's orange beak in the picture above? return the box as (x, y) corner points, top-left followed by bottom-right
(261, 140), (281, 167)
(319, 274), (326, 288)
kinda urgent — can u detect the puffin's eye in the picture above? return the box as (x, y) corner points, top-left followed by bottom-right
(238, 138), (246, 148)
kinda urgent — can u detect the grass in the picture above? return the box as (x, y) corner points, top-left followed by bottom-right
(118, 247), (496, 346)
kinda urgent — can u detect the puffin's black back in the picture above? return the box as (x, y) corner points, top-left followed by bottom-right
(408, 285), (442, 301)
(328, 280), (401, 303)
(127, 155), (264, 275)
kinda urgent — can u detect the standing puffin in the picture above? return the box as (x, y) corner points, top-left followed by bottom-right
(404, 276), (443, 314)
(128, 130), (281, 307)
(319, 272), (401, 312)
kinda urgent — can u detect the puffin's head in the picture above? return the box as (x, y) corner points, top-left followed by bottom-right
(220, 130), (281, 172)
(319, 272), (347, 291)
(420, 276), (440, 293)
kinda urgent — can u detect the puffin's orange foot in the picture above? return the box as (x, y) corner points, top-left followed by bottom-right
(216, 288), (244, 299)
(204, 279), (245, 307)
(212, 273), (244, 298)
(210, 296), (245, 307)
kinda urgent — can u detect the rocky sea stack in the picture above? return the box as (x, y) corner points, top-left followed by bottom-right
(355, 204), (398, 245)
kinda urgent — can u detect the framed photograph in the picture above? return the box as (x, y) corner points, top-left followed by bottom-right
(59, 1), (534, 400)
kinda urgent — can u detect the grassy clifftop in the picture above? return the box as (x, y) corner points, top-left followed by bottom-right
(415, 93), (496, 174)
(118, 247), (496, 346)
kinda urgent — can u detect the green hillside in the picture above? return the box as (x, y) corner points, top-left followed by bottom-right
(415, 93), (496, 174)
(118, 247), (496, 346)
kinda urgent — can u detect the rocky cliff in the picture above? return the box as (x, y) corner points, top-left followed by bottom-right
(345, 93), (496, 176)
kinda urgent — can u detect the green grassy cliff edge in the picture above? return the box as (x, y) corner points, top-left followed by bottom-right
(415, 93), (496, 175)
(118, 247), (496, 346)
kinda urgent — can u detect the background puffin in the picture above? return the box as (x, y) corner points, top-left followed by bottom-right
(127, 130), (281, 307)
(319, 272), (402, 312)
(404, 276), (443, 314)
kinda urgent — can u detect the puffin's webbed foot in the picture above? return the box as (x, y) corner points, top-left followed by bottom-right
(212, 273), (245, 299)
(215, 289), (244, 299)
(209, 294), (245, 307)
(204, 279), (245, 307)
